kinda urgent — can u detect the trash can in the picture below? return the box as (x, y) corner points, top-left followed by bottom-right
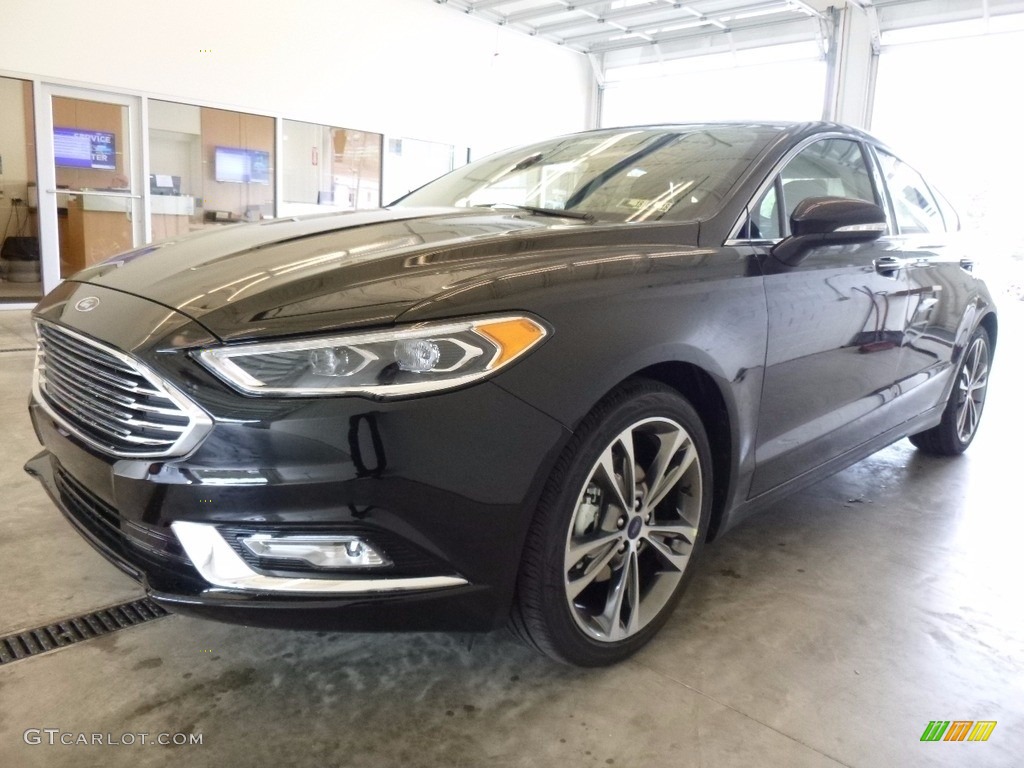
(1, 236), (41, 283)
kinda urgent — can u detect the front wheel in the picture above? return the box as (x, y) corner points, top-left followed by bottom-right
(909, 326), (991, 455)
(510, 380), (713, 666)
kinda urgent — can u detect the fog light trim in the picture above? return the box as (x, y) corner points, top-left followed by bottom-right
(171, 522), (466, 594)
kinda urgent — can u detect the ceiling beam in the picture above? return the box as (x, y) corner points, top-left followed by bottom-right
(504, 0), (617, 24)
(585, 12), (814, 52)
(787, 0), (825, 19)
(533, 3), (719, 36)
(466, 0), (525, 10)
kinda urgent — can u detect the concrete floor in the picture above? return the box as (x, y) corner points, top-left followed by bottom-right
(1, 298), (1021, 768)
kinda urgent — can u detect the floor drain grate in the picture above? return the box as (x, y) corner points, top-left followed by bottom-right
(0, 597), (168, 666)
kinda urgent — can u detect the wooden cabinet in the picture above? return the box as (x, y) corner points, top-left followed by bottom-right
(61, 196), (132, 276)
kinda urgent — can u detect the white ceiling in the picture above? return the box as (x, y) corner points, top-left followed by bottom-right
(433, 0), (1023, 59)
(435, 0), (829, 55)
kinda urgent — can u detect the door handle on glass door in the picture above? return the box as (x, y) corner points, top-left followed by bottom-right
(874, 256), (904, 277)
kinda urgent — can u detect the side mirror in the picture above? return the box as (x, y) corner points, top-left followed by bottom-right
(771, 196), (887, 266)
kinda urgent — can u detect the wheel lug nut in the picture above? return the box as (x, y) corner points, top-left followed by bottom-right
(617, 517), (626, 529)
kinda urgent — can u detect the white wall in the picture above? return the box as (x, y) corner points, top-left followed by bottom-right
(0, 0), (594, 153)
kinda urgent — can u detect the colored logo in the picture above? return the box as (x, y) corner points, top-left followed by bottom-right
(920, 721), (997, 742)
(74, 297), (100, 312)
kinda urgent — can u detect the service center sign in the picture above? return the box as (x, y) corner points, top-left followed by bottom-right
(54, 127), (117, 171)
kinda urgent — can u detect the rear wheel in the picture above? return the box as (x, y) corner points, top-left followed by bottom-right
(909, 326), (990, 455)
(510, 380), (712, 666)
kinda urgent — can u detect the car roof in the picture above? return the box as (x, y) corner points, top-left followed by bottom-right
(566, 121), (883, 144)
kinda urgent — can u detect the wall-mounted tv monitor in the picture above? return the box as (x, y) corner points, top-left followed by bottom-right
(54, 127), (116, 170)
(214, 146), (270, 184)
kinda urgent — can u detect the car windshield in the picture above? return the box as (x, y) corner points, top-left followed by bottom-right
(393, 125), (781, 223)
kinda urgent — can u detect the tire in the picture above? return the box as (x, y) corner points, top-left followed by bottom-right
(510, 379), (713, 666)
(909, 326), (991, 456)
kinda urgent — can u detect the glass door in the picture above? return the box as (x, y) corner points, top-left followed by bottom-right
(35, 86), (144, 294)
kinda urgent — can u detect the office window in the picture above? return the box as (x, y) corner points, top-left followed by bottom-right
(281, 120), (381, 216)
(0, 76), (41, 302)
(148, 101), (275, 237)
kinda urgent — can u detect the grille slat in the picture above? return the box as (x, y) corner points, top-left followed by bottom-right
(38, 326), (139, 376)
(40, 341), (160, 397)
(41, 374), (189, 435)
(34, 322), (210, 457)
(41, 361), (187, 420)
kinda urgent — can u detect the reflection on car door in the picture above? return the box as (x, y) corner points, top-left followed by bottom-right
(871, 148), (963, 423)
(748, 138), (912, 497)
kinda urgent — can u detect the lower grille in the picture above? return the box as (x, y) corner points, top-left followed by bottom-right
(33, 321), (211, 458)
(55, 468), (190, 565)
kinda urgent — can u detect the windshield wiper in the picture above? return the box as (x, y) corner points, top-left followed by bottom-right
(474, 203), (595, 222)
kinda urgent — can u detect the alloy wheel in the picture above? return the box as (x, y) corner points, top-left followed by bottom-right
(563, 417), (702, 642)
(955, 336), (989, 443)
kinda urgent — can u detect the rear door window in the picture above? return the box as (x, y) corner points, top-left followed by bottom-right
(874, 150), (945, 234)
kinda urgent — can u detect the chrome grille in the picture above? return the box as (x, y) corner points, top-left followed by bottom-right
(33, 322), (211, 458)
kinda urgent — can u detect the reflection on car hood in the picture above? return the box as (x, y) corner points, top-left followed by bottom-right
(73, 207), (700, 342)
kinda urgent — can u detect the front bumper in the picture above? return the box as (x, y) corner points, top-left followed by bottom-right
(26, 371), (569, 632)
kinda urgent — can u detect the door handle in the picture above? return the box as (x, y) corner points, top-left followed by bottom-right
(46, 189), (140, 199)
(874, 256), (904, 277)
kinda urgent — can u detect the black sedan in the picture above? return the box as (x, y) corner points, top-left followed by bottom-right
(26, 122), (996, 666)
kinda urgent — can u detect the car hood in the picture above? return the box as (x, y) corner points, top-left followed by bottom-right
(72, 207), (701, 342)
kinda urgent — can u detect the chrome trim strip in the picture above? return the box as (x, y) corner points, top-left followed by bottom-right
(171, 522), (469, 594)
(835, 222), (887, 233)
(32, 320), (213, 459)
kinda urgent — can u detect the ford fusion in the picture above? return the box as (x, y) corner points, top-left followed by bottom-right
(26, 122), (996, 666)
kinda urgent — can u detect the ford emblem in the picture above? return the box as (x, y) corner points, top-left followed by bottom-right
(74, 297), (100, 312)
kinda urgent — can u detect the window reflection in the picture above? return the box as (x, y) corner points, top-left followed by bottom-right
(384, 138), (455, 204)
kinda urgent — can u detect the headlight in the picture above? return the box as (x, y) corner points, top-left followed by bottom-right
(196, 315), (549, 397)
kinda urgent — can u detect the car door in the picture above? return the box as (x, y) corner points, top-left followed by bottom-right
(747, 137), (912, 497)
(870, 147), (963, 421)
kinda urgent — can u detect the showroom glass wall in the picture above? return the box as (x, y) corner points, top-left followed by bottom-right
(0, 76), (42, 304)
(384, 138), (456, 204)
(148, 101), (275, 236)
(0, 80), (464, 308)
